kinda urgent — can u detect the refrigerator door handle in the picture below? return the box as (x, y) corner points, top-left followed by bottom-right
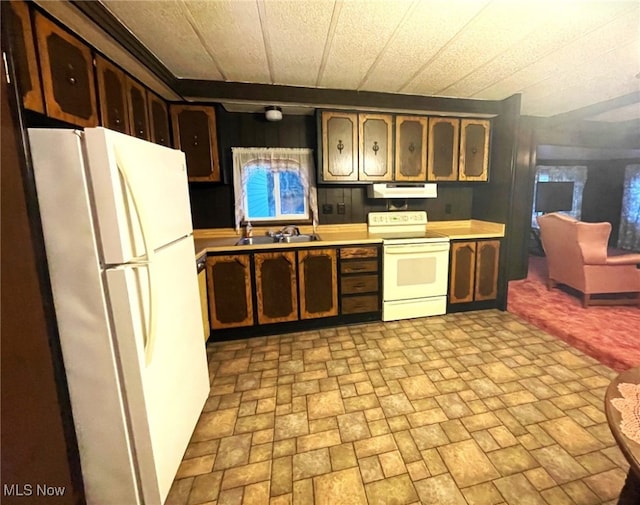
(114, 148), (158, 365)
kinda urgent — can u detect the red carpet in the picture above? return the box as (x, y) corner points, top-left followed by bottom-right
(507, 255), (640, 371)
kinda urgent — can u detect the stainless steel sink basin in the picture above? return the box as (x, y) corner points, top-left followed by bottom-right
(279, 234), (321, 243)
(235, 234), (321, 246)
(235, 236), (278, 246)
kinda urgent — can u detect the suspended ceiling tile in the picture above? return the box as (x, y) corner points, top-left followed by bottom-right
(401, 0), (553, 96)
(317, 0), (412, 91)
(359, 0), (489, 93)
(183, 0), (269, 83)
(478, 11), (639, 102)
(101, 0), (221, 80)
(521, 41), (639, 116)
(262, 0), (334, 86)
(444, 2), (635, 98)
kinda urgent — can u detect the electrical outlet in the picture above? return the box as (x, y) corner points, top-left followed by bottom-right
(337, 203), (346, 215)
(445, 204), (452, 214)
(322, 203), (333, 214)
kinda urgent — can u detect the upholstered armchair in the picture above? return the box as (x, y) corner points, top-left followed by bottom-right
(537, 213), (640, 308)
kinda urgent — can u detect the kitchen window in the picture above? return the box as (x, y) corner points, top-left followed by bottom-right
(232, 147), (318, 231)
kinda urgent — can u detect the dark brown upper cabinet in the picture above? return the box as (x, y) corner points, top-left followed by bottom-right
(206, 254), (253, 329)
(395, 115), (427, 181)
(34, 12), (97, 127)
(95, 55), (129, 134)
(321, 111), (358, 182)
(459, 119), (490, 182)
(148, 92), (170, 147)
(358, 113), (393, 181)
(298, 248), (338, 320)
(427, 117), (459, 181)
(125, 76), (150, 141)
(6, 1), (44, 113)
(170, 104), (221, 182)
(254, 251), (298, 324)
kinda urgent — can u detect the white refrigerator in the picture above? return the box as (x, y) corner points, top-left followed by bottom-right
(28, 127), (210, 505)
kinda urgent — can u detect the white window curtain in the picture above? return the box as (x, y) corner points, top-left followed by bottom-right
(232, 147), (318, 231)
(618, 164), (640, 252)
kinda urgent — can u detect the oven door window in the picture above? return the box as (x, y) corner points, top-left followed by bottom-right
(384, 244), (449, 301)
(397, 257), (436, 286)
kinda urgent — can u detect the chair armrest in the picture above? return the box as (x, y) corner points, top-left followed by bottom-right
(605, 254), (640, 266)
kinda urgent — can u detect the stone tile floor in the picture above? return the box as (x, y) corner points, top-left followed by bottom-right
(167, 310), (629, 505)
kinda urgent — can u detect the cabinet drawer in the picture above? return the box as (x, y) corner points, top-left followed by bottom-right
(341, 275), (378, 294)
(340, 246), (378, 259)
(341, 295), (379, 314)
(340, 259), (378, 274)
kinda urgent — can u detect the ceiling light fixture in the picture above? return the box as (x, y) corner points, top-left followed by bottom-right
(265, 106), (282, 122)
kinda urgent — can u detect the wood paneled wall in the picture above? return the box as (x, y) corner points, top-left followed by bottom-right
(190, 108), (477, 229)
(1, 36), (83, 504)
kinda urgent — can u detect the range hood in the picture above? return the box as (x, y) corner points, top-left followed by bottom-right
(367, 183), (437, 199)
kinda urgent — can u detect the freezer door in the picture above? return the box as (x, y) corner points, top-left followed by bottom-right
(105, 236), (209, 505)
(83, 127), (193, 264)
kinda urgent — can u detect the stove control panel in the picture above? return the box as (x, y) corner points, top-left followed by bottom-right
(368, 211), (428, 226)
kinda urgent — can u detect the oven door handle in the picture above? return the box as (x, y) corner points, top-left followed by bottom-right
(385, 244), (450, 255)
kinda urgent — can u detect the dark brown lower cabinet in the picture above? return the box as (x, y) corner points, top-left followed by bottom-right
(339, 246), (380, 314)
(298, 248), (338, 319)
(449, 240), (500, 304)
(255, 251), (298, 324)
(474, 240), (500, 301)
(206, 254), (253, 329)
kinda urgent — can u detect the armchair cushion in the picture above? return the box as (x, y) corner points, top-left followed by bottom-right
(537, 212), (640, 307)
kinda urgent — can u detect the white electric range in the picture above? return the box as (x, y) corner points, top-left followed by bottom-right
(368, 211), (450, 321)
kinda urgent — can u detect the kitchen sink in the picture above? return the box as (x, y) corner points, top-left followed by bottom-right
(279, 234), (321, 243)
(235, 234), (322, 246)
(235, 236), (278, 246)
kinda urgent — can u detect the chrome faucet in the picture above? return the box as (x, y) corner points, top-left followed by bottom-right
(279, 225), (300, 237)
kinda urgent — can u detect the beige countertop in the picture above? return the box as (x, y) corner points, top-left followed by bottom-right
(193, 220), (505, 258)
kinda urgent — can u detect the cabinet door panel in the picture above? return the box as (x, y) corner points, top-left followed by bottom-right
(207, 255), (253, 329)
(35, 12), (97, 126)
(428, 118), (458, 181)
(341, 275), (378, 295)
(395, 116), (427, 181)
(475, 240), (499, 301)
(359, 114), (393, 181)
(298, 249), (338, 319)
(171, 105), (221, 182)
(341, 295), (379, 314)
(460, 119), (490, 181)
(340, 246), (378, 259)
(148, 92), (170, 147)
(340, 259), (378, 274)
(96, 56), (129, 134)
(322, 111), (358, 181)
(7, 1), (44, 113)
(255, 251), (298, 324)
(450, 241), (475, 304)
(126, 77), (150, 141)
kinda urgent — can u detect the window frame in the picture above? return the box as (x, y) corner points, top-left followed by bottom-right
(242, 164), (309, 223)
(232, 147), (318, 231)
